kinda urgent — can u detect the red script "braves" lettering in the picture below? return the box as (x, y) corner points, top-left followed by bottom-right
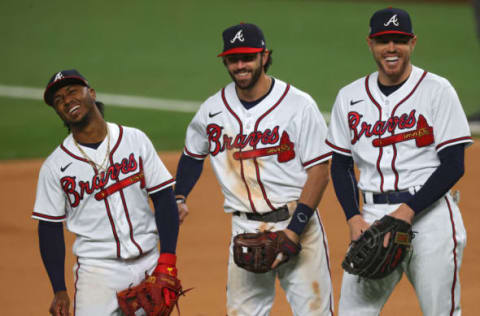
(348, 110), (417, 145)
(60, 153), (138, 207)
(206, 124), (280, 156)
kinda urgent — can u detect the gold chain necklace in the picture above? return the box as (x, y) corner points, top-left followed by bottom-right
(73, 125), (111, 172)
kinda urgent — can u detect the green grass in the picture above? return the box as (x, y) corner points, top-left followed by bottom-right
(0, 99), (193, 159)
(1, 0), (478, 159)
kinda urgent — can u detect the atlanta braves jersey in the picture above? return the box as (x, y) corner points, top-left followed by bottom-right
(183, 78), (331, 213)
(32, 122), (175, 259)
(326, 65), (473, 192)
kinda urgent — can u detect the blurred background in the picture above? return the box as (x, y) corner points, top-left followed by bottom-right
(1, 0), (478, 159)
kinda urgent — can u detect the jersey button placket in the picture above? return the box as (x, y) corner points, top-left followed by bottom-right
(384, 99), (390, 116)
(383, 100), (391, 153)
(245, 110), (253, 130)
(112, 198), (127, 234)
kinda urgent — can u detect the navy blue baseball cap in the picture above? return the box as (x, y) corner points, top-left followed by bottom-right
(218, 23), (266, 57)
(369, 8), (414, 38)
(44, 69), (89, 106)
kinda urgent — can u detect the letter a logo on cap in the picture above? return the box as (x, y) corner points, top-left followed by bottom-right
(54, 72), (64, 82)
(384, 14), (400, 26)
(230, 30), (245, 43)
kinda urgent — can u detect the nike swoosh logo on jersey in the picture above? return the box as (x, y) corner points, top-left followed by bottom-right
(60, 162), (73, 172)
(350, 99), (364, 106)
(209, 111), (222, 118)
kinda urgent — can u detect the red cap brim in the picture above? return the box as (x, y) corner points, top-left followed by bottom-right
(369, 30), (414, 38)
(217, 47), (264, 57)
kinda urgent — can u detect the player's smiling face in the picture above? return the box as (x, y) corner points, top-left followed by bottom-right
(367, 34), (417, 85)
(52, 84), (97, 127)
(224, 53), (264, 90)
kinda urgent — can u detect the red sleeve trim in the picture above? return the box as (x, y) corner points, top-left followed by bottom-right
(147, 178), (175, 193)
(325, 140), (351, 154)
(184, 146), (208, 159)
(32, 212), (66, 220)
(436, 136), (473, 151)
(302, 152), (332, 167)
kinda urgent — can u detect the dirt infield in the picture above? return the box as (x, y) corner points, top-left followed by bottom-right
(1, 142), (478, 315)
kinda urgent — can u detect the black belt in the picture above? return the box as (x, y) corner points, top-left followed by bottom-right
(363, 191), (413, 204)
(233, 206), (290, 223)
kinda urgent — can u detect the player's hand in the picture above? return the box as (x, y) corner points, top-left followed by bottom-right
(382, 204), (415, 247)
(347, 214), (370, 241)
(271, 228), (300, 269)
(389, 203), (415, 224)
(49, 290), (70, 316)
(177, 202), (189, 224)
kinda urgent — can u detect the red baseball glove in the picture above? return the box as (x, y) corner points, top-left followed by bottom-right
(117, 253), (186, 316)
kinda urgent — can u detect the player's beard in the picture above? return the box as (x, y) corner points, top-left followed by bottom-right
(66, 109), (93, 130)
(63, 97), (96, 131)
(229, 62), (263, 90)
(376, 54), (411, 84)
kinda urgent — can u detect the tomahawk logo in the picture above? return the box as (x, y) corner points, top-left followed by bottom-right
(230, 30), (245, 43)
(54, 72), (64, 82)
(384, 14), (400, 26)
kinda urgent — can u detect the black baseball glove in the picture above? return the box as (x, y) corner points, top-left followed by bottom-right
(342, 215), (413, 279)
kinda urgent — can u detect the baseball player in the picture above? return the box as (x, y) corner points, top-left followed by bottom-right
(32, 69), (182, 316)
(326, 8), (473, 316)
(173, 23), (334, 316)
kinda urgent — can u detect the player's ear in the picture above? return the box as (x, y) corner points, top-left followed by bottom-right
(88, 87), (96, 100)
(261, 50), (270, 66)
(410, 36), (417, 51)
(366, 36), (373, 52)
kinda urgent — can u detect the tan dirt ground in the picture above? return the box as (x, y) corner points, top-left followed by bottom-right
(1, 141), (478, 315)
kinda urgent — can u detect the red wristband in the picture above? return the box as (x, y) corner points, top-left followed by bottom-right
(157, 253), (176, 266)
(154, 253), (178, 277)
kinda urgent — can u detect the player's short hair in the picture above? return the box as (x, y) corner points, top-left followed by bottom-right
(95, 101), (105, 117)
(263, 49), (273, 73)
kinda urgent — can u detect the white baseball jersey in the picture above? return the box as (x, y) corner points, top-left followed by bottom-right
(32, 122), (174, 260)
(184, 77), (334, 315)
(184, 78), (332, 213)
(327, 65), (473, 192)
(327, 65), (472, 316)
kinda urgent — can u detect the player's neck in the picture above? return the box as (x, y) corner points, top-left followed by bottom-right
(378, 63), (413, 86)
(236, 74), (272, 102)
(71, 116), (108, 144)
